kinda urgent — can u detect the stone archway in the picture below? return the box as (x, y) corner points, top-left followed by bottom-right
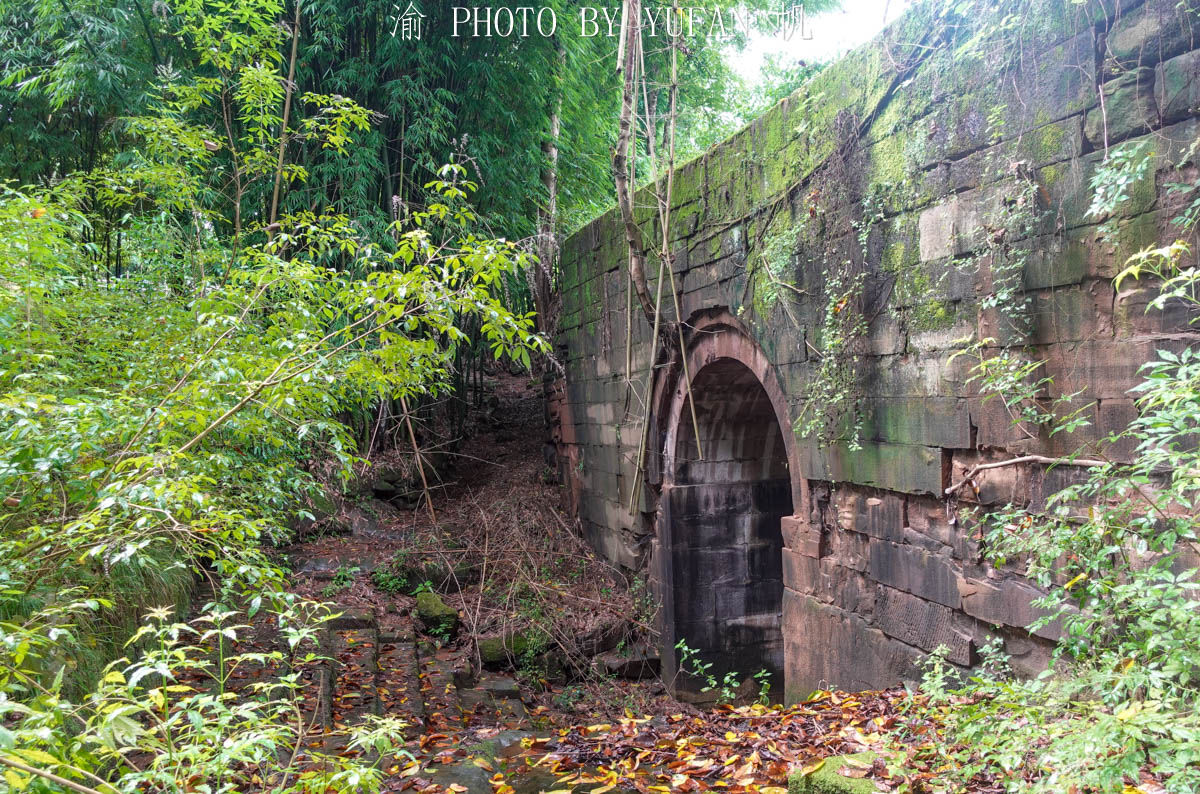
(651, 311), (811, 700)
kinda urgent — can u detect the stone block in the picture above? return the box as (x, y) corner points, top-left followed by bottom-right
(1044, 339), (1177, 400)
(958, 576), (1063, 641)
(863, 397), (972, 448)
(815, 561), (877, 618)
(827, 528), (870, 573)
(783, 547), (820, 594)
(1157, 49), (1200, 125)
(817, 442), (944, 496)
(782, 512), (823, 557)
(874, 585), (974, 664)
(1084, 69), (1158, 149)
(904, 496), (966, 556)
(948, 449), (1034, 506)
(1103, 0), (1199, 75)
(1029, 282), (1115, 345)
(782, 590), (924, 699)
(868, 540), (963, 609)
(780, 514), (815, 552)
(836, 488), (906, 542)
(918, 197), (973, 262)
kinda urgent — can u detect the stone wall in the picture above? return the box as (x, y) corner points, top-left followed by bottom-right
(553, 0), (1200, 700)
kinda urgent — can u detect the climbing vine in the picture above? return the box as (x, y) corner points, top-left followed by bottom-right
(792, 181), (890, 451)
(795, 267), (868, 450)
(975, 165), (1047, 345)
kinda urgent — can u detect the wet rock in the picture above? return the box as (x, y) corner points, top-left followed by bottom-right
(424, 760), (492, 793)
(463, 728), (532, 763)
(475, 673), (521, 699)
(415, 591), (458, 638)
(328, 607), (376, 631)
(476, 631), (542, 668)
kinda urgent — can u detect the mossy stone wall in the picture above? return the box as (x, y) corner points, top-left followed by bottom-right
(554, 0), (1200, 697)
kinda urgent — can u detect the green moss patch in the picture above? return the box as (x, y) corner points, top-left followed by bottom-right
(788, 753), (878, 794)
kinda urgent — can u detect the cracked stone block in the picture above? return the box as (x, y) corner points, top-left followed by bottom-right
(783, 590), (923, 699)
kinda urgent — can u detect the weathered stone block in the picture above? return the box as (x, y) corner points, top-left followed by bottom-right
(948, 449), (1034, 506)
(863, 397), (972, 448)
(783, 548), (820, 594)
(1084, 69), (1158, 149)
(827, 528), (870, 573)
(1157, 49), (1200, 125)
(868, 540), (963, 609)
(1104, 0), (1198, 75)
(957, 576), (1062, 641)
(875, 585), (974, 664)
(918, 197), (972, 262)
(815, 560), (876, 618)
(783, 590), (923, 699)
(823, 441), (944, 496)
(782, 514), (823, 557)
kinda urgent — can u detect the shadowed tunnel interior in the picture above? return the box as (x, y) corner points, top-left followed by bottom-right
(667, 357), (791, 697)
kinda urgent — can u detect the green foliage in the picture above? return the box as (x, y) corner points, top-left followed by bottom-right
(0, 3), (547, 779)
(674, 639), (765, 705)
(973, 166), (1047, 344)
(907, 241), (1200, 791)
(321, 565), (360, 599)
(753, 667), (772, 706)
(370, 563), (410, 595)
(746, 225), (802, 323)
(0, 600), (412, 792)
(794, 268), (868, 450)
(1087, 140), (1154, 240)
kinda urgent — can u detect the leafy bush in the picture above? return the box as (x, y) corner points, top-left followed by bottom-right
(905, 237), (1200, 791)
(0, 5), (545, 778)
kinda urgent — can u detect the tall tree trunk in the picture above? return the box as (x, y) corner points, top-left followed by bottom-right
(534, 42), (565, 335)
(269, 0), (302, 234)
(613, 0), (657, 328)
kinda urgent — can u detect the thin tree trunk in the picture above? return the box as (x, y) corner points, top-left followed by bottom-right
(613, 0), (657, 328)
(534, 42), (565, 333)
(269, 0), (303, 233)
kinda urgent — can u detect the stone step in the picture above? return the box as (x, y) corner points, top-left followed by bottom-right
(378, 624), (425, 737)
(319, 608), (381, 758)
(416, 641), (466, 731)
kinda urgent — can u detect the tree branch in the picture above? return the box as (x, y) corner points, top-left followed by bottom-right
(944, 454), (1108, 497)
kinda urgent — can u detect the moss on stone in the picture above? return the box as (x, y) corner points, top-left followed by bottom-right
(415, 591), (458, 636)
(477, 630), (543, 666)
(909, 298), (956, 332)
(788, 754), (878, 794)
(1035, 121), (1067, 163)
(868, 136), (910, 187)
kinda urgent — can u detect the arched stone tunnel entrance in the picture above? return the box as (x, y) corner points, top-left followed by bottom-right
(653, 311), (811, 700)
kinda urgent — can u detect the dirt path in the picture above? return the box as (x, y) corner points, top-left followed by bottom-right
(268, 375), (674, 791)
